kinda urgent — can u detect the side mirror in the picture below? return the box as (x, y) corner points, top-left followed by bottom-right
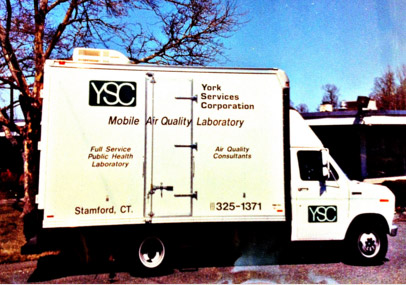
(321, 149), (330, 179)
(322, 165), (330, 178)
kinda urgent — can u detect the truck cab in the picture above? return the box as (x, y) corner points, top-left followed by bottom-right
(290, 110), (397, 263)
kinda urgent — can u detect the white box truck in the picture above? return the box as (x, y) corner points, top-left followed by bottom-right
(26, 48), (397, 272)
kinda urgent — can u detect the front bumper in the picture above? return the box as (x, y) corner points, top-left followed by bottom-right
(390, 224), (398, 237)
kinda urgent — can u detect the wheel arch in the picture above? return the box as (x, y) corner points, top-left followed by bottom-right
(345, 213), (390, 240)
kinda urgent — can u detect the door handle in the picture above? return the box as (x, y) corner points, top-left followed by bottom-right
(298, 187), (309, 192)
(174, 143), (198, 150)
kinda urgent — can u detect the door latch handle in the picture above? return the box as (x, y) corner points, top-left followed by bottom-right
(150, 184), (174, 198)
(175, 143), (198, 150)
(298, 187), (309, 192)
(175, 96), (198, 102)
(174, 191), (198, 200)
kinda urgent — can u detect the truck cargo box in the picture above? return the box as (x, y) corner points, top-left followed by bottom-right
(38, 59), (290, 228)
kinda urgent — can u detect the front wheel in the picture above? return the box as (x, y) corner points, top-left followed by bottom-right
(346, 225), (388, 265)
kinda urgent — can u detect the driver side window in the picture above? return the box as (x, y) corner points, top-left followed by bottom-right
(297, 151), (339, 181)
(297, 151), (323, 181)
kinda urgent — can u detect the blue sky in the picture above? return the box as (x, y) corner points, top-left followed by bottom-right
(221, 0), (406, 111)
(2, 0), (405, 114)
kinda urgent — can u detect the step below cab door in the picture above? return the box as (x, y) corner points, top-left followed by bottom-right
(291, 149), (349, 241)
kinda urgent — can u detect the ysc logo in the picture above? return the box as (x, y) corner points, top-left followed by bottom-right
(89, 81), (137, 107)
(308, 205), (337, 223)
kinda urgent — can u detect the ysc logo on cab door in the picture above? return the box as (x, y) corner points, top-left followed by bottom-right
(308, 205), (337, 223)
(89, 81), (137, 107)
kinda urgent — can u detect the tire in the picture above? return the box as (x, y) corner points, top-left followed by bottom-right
(346, 224), (388, 265)
(134, 235), (170, 275)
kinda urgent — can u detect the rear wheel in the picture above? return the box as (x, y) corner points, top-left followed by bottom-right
(346, 225), (388, 265)
(134, 236), (170, 275)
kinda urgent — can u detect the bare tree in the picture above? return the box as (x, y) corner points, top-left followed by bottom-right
(0, 0), (242, 220)
(368, 65), (406, 110)
(296, 103), (309, 113)
(370, 67), (397, 110)
(321, 84), (340, 109)
(396, 64), (406, 110)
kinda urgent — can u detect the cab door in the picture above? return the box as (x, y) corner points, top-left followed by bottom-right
(291, 149), (349, 241)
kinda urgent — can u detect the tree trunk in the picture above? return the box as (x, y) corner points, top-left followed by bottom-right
(22, 107), (41, 217)
(21, 124), (40, 216)
(21, 115), (42, 241)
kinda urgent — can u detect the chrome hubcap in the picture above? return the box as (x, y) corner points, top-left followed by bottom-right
(358, 232), (380, 258)
(138, 237), (165, 268)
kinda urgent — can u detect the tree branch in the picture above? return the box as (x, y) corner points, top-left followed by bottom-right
(48, 0), (71, 12)
(0, 104), (23, 140)
(0, 1), (31, 97)
(44, 0), (77, 59)
(129, 0), (241, 65)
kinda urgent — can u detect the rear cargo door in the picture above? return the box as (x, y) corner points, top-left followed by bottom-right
(144, 75), (197, 218)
